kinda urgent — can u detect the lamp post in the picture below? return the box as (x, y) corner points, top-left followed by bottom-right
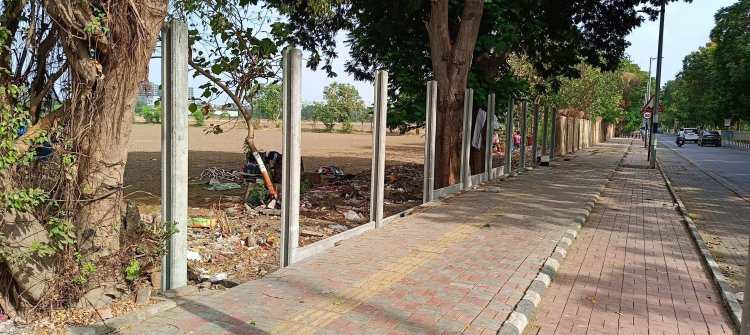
(645, 57), (656, 106)
(648, 3), (665, 168)
(644, 56), (656, 147)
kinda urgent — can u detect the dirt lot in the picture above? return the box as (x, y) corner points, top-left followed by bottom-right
(122, 122), (426, 289)
(124, 122), (425, 209)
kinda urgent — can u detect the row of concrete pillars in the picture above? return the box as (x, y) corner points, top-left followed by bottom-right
(157, 20), (561, 291)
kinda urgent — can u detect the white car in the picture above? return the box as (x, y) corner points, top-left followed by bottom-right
(683, 128), (700, 143)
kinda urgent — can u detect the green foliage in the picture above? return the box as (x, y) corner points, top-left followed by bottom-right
(141, 105), (162, 124)
(72, 259), (98, 286)
(662, 0), (750, 129)
(3, 188), (47, 211)
(192, 109), (205, 126)
(255, 83), (283, 120)
(273, 0), (688, 130)
(314, 82), (365, 132)
(125, 259), (141, 282)
(48, 218), (77, 250)
(30, 241), (56, 258)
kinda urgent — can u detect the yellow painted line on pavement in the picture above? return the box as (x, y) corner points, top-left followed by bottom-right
(268, 211), (501, 334)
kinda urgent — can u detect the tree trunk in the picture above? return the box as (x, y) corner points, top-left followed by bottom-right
(240, 105), (258, 152)
(39, 0), (166, 268)
(427, 0), (484, 188)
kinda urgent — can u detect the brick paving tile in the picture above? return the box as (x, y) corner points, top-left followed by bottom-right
(657, 144), (750, 292)
(526, 144), (735, 335)
(120, 140), (631, 335)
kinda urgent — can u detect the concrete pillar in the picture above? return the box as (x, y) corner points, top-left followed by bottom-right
(520, 101), (528, 171)
(370, 71), (388, 227)
(280, 48), (302, 268)
(460, 89), (473, 190)
(485, 94), (495, 175)
(423, 81), (437, 203)
(504, 99), (514, 173)
(542, 107), (549, 156)
(551, 109), (558, 160)
(532, 104), (539, 166)
(161, 20), (189, 291)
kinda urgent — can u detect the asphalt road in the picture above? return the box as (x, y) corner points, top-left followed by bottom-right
(657, 134), (750, 202)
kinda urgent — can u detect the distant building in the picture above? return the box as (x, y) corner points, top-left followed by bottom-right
(138, 81), (160, 105)
(138, 80), (195, 105)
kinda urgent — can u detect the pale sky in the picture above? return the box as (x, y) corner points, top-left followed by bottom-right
(626, 0), (736, 87)
(149, 0), (735, 106)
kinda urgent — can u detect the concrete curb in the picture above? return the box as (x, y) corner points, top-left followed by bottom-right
(656, 160), (743, 330)
(496, 144), (628, 335)
(68, 288), (210, 334)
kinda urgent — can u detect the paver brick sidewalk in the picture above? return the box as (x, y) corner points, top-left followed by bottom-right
(121, 140), (631, 335)
(526, 144), (734, 335)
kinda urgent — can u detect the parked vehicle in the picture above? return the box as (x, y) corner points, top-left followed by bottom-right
(683, 128), (700, 143)
(699, 130), (722, 147)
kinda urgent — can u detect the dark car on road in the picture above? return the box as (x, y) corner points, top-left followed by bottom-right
(699, 130), (722, 147)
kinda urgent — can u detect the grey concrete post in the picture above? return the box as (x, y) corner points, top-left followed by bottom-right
(370, 71), (388, 227)
(460, 88), (473, 190)
(532, 103), (540, 166)
(161, 20), (189, 291)
(520, 101), (528, 171)
(551, 109), (558, 160)
(504, 99), (514, 173)
(485, 94), (495, 175)
(423, 81), (437, 203)
(280, 48), (302, 268)
(542, 107), (549, 156)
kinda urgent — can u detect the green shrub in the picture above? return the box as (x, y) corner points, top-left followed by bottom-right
(141, 105), (161, 124)
(192, 110), (205, 126)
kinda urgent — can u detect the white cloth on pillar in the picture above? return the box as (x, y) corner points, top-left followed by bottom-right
(472, 108), (487, 149)
(493, 115), (501, 130)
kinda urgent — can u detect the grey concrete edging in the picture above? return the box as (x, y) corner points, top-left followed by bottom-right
(69, 289), (209, 334)
(656, 160), (743, 330)
(496, 144), (628, 335)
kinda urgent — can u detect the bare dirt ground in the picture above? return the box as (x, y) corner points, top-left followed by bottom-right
(122, 122), (426, 292)
(124, 122), (424, 209)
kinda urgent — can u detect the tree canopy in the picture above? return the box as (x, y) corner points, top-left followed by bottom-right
(661, 0), (749, 130)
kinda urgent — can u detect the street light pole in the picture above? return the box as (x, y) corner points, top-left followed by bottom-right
(648, 3), (665, 168)
(644, 57), (655, 148)
(645, 57), (656, 105)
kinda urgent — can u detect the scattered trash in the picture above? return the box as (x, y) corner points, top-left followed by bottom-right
(260, 209), (281, 216)
(301, 230), (324, 237)
(316, 166), (345, 176)
(203, 182), (242, 191)
(344, 210), (363, 222)
(328, 224), (348, 233)
(187, 250), (202, 261)
(188, 218), (217, 229)
(209, 273), (228, 283)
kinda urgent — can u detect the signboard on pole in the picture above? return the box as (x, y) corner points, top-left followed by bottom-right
(724, 119), (732, 127)
(643, 112), (652, 119)
(642, 95), (664, 114)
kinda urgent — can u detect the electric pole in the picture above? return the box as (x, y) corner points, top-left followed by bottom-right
(648, 3), (665, 169)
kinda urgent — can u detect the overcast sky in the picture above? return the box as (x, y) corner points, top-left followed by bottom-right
(149, 0), (736, 106)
